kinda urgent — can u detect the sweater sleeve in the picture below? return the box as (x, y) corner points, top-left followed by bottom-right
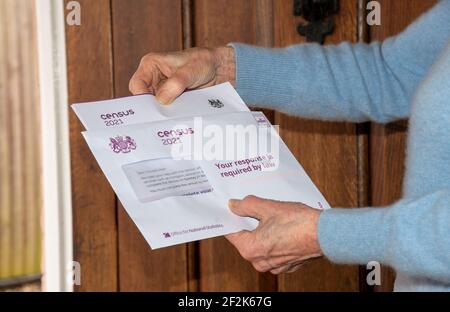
(230, 0), (450, 123)
(318, 189), (450, 284)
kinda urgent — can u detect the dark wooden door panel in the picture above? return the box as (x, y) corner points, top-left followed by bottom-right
(111, 0), (189, 291)
(273, 0), (361, 292)
(65, 0), (118, 292)
(193, 0), (278, 291)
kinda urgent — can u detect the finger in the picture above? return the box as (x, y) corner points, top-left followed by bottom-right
(286, 262), (308, 273)
(252, 261), (270, 273)
(281, 260), (311, 274)
(270, 266), (289, 275)
(129, 54), (165, 95)
(225, 230), (261, 261)
(155, 66), (197, 105)
(228, 195), (276, 220)
(129, 65), (155, 95)
(269, 258), (315, 275)
(129, 75), (151, 95)
(252, 259), (274, 273)
(269, 261), (301, 275)
(225, 230), (251, 247)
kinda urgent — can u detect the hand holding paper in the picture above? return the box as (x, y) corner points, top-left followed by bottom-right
(129, 47), (236, 104)
(226, 196), (323, 274)
(72, 83), (329, 249)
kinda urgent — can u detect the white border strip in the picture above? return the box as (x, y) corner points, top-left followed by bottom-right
(36, 0), (73, 292)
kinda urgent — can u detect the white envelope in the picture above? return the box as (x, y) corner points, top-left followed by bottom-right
(72, 82), (250, 129)
(72, 83), (330, 249)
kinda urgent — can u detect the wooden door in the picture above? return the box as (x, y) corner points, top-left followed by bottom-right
(65, 0), (436, 291)
(66, 0), (118, 291)
(193, 0), (277, 292)
(273, 0), (362, 292)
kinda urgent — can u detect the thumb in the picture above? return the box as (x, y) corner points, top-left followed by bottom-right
(155, 66), (196, 105)
(225, 230), (252, 247)
(228, 195), (270, 220)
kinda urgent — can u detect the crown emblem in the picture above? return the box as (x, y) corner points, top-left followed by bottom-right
(109, 135), (137, 153)
(208, 99), (224, 108)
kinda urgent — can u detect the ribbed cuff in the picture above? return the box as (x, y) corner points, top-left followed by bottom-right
(318, 207), (391, 265)
(228, 43), (295, 108)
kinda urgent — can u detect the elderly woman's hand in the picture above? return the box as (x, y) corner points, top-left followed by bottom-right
(129, 47), (235, 104)
(226, 195), (323, 274)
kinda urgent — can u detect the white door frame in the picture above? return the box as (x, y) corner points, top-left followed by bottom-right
(36, 0), (73, 292)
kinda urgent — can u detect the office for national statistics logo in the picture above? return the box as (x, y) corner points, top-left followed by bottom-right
(109, 135), (137, 153)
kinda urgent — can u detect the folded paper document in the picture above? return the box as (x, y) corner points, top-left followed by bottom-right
(72, 83), (329, 249)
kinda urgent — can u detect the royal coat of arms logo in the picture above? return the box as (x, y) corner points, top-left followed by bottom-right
(109, 135), (137, 153)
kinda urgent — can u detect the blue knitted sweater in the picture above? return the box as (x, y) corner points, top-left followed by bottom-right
(231, 0), (450, 291)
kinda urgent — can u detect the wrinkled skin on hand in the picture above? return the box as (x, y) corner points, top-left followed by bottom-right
(226, 196), (323, 274)
(129, 47), (236, 105)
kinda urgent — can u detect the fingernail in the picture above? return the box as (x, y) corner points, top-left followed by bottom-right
(228, 199), (241, 209)
(156, 90), (172, 105)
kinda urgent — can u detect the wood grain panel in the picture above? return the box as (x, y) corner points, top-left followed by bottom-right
(274, 0), (361, 291)
(16, 0), (42, 277)
(0, 0), (11, 279)
(194, 0), (257, 47)
(6, 0), (26, 278)
(182, 0), (200, 291)
(65, 0), (118, 291)
(369, 0), (437, 292)
(111, 0), (189, 291)
(0, 0), (41, 279)
(194, 0), (277, 291)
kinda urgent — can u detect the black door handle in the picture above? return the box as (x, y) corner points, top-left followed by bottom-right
(293, 0), (340, 44)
